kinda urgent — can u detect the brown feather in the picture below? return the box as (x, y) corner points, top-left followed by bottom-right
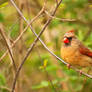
(79, 44), (92, 58)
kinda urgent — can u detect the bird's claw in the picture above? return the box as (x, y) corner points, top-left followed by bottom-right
(67, 64), (71, 69)
(79, 70), (82, 75)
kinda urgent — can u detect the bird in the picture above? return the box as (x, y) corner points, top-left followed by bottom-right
(61, 30), (92, 68)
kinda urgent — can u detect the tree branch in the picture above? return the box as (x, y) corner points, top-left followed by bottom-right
(44, 10), (76, 22)
(11, 0), (62, 92)
(0, 25), (16, 71)
(36, 47), (58, 92)
(0, 4), (44, 62)
(10, 0), (92, 84)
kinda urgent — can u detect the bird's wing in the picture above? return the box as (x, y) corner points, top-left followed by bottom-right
(79, 44), (92, 58)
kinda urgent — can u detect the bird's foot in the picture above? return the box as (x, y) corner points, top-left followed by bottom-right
(79, 70), (82, 75)
(67, 64), (71, 69)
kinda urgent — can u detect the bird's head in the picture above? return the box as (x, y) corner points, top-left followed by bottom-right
(63, 30), (75, 45)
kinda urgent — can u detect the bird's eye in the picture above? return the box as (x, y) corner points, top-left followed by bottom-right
(68, 37), (72, 41)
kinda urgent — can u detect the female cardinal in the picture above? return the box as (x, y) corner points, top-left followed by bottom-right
(61, 30), (92, 67)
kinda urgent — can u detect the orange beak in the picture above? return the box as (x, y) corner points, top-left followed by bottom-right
(63, 38), (69, 43)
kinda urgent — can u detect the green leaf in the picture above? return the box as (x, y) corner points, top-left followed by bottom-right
(32, 85), (44, 89)
(0, 2), (8, 8)
(46, 65), (57, 72)
(0, 0), (8, 5)
(59, 3), (65, 9)
(77, 30), (84, 41)
(49, 19), (60, 29)
(10, 24), (19, 38)
(32, 81), (49, 89)
(43, 59), (48, 68)
(41, 81), (49, 87)
(0, 73), (6, 86)
(0, 13), (4, 22)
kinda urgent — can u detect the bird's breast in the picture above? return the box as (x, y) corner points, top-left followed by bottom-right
(61, 46), (92, 67)
(61, 46), (82, 66)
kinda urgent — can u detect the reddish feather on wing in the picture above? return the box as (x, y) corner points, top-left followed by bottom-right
(79, 44), (92, 58)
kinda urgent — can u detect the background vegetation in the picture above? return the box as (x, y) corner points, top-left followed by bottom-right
(0, 0), (92, 92)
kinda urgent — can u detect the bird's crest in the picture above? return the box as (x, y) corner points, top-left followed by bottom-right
(64, 29), (75, 38)
(67, 29), (75, 33)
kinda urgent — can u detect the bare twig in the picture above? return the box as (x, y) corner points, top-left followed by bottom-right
(45, 10), (76, 22)
(9, 17), (20, 33)
(0, 86), (11, 92)
(9, 0), (92, 92)
(0, 26), (16, 71)
(0, 4), (45, 62)
(36, 47), (58, 92)
(10, 0), (92, 82)
(55, 0), (58, 5)
(11, 0), (62, 92)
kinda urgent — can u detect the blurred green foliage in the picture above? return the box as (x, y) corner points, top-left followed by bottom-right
(0, 13), (4, 22)
(0, 73), (9, 92)
(0, 0), (8, 6)
(0, 0), (92, 92)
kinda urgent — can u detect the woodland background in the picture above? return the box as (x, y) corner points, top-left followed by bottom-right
(0, 0), (92, 92)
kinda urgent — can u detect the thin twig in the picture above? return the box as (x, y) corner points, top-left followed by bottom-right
(45, 10), (76, 22)
(10, 1), (92, 92)
(0, 4), (45, 62)
(36, 47), (58, 92)
(55, 0), (58, 5)
(0, 86), (11, 92)
(0, 27), (16, 71)
(0, 7), (75, 62)
(10, 0), (92, 81)
(11, 0), (62, 92)
(9, 17), (20, 33)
